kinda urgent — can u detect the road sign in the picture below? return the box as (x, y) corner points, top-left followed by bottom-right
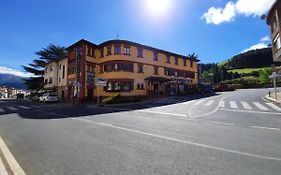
(96, 78), (107, 86)
(269, 72), (281, 79)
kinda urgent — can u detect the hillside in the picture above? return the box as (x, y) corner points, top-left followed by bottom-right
(220, 48), (273, 69)
(0, 73), (27, 89)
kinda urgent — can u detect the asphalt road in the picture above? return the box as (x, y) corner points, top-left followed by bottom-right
(0, 88), (281, 175)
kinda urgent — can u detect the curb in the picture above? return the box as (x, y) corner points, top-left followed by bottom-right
(261, 95), (281, 104)
(0, 136), (26, 175)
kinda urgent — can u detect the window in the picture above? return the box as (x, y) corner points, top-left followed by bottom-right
(59, 64), (61, 69)
(141, 84), (144, 89)
(107, 47), (112, 55)
(59, 77), (61, 83)
(153, 51), (158, 61)
(45, 68), (48, 73)
(175, 71), (178, 77)
(103, 61), (134, 72)
(115, 46), (121, 54)
(190, 60), (193, 68)
(49, 77), (53, 84)
(124, 47), (130, 55)
(175, 57), (178, 65)
(274, 34), (281, 50)
(62, 65), (65, 79)
(183, 60), (187, 66)
(50, 65), (53, 71)
(87, 48), (92, 56)
(137, 83), (144, 90)
(106, 81), (133, 92)
(153, 66), (158, 75)
(138, 64), (144, 73)
(137, 48), (143, 57)
(166, 55), (170, 63)
(137, 83), (140, 90)
(100, 50), (104, 58)
(44, 79), (48, 85)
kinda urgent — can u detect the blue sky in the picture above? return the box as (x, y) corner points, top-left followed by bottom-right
(0, 0), (275, 76)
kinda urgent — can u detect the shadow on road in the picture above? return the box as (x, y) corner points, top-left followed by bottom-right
(0, 93), (220, 120)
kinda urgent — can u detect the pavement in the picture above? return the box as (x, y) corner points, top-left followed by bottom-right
(264, 91), (281, 103)
(0, 88), (281, 175)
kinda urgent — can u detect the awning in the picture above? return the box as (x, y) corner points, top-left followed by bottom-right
(145, 76), (170, 82)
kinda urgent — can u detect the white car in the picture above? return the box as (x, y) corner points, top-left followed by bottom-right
(39, 93), (58, 102)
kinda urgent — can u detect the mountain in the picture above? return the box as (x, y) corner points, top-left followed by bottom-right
(0, 73), (27, 89)
(220, 48), (273, 69)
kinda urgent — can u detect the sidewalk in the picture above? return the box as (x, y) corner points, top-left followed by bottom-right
(263, 92), (281, 103)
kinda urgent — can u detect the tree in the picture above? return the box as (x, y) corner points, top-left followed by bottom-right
(187, 53), (199, 60)
(23, 44), (67, 90)
(259, 67), (272, 84)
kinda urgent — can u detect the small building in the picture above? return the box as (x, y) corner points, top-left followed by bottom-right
(44, 58), (68, 101)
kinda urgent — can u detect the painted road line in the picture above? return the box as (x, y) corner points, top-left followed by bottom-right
(0, 156), (8, 175)
(253, 102), (269, 111)
(73, 118), (281, 161)
(266, 103), (281, 112)
(241, 101), (253, 110)
(137, 110), (188, 117)
(18, 106), (31, 110)
(251, 126), (280, 131)
(6, 106), (18, 111)
(0, 136), (26, 175)
(31, 105), (42, 109)
(204, 100), (214, 106)
(219, 108), (281, 115)
(209, 121), (235, 126)
(0, 108), (4, 112)
(230, 101), (238, 109)
(194, 99), (206, 106)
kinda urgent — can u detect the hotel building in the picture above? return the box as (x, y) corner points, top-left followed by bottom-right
(63, 39), (199, 102)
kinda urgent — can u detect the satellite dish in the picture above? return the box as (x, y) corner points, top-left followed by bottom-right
(260, 14), (267, 20)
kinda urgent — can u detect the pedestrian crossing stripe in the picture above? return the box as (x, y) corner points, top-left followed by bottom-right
(230, 101), (238, 109)
(204, 100), (214, 106)
(194, 99), (206, 105)
(266, 103), (281, 112)
(6, 106), (18, 111)
(241, 101), (253, 110)
(253, 102), (269, 111)
(218, 101), (225, 108)
(18, 106), (31, 110)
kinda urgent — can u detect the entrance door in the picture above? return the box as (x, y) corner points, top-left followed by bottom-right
(87, 88), (93, 100)
(153, 83), (159, 94)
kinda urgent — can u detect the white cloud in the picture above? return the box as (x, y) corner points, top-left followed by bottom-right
(0, 66), (35, 77)
(242, 43), (268, 53)
(261, 36), (270, 42)
(202, 2), (236, 25)
(202, 0), (275, 25)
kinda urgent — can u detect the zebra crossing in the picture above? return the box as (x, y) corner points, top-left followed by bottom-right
(152, 97), (281, 113)
(0, 105), (51, 113)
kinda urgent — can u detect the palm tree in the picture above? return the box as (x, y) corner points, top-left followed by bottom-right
(187, 53), (199, 60)
(23, 44), (67, 90)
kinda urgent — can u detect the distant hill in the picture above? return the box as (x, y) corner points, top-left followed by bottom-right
(220, 48), (273, 69)
(0, 73), (27, 89)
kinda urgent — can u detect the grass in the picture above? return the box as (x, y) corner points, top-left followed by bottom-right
(228, 67), (270, 74)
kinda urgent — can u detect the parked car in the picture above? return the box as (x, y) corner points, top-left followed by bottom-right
(39, 93), (58, 103)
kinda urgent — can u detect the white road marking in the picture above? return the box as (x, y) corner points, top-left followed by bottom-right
(18, 106), (31, 110)
(31, 105), (42, 109)
(230, 101), (238, 109)
(0, 156), (8, 175)
(137, 110), (188, 117)
(219, 108), (281, 115)
(241, 101), (253, 110)
(253, 102), (269, 111)
(251, 126), (281, 131)
(204, 100), (214, 106)
(73, 118), (281, 161)
(6, 106), (18, 111)
(209, 121), (235, 126)
(218, 101), (225, 108)
(194, 99), (206, 106)
(0, 136), (26, 175)
(0, 108), (4, 112)
(266, 103), (281, 112)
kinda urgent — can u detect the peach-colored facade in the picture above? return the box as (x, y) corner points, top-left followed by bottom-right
(65, 39), (199, 102)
